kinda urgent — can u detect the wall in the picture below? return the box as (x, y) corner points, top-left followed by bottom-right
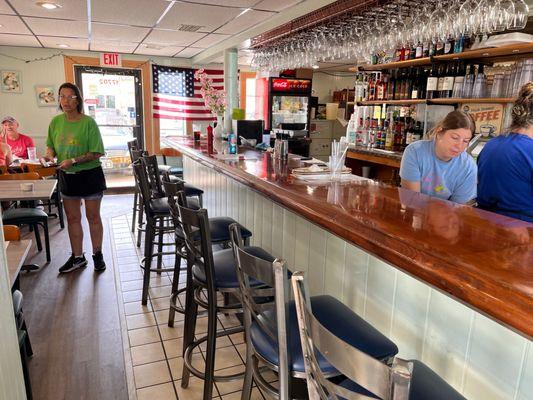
(183, 156), (533, 400)
(312, 71), (355, 103)
(0, 46), (198, 155)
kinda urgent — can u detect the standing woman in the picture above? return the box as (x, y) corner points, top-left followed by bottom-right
(477, 83), (533, 222)
(43, 82), (107, 273)
(400, 110), (477, 204)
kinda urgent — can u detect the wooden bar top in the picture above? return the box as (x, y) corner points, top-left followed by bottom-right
(347, 147), (403, 168)
(167, 138), (533, 338)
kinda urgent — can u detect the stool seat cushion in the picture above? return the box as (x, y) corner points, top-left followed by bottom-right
(209, 217), (252, 241)
(250, 295), (398, 374)
(168, 176), (204, 196)
(338, 360), (466, 400)
(150, 197), (200, 215)
(159, 165), (183, 176)
(3, 208), (48, 224)
(193, 247), (275, 288)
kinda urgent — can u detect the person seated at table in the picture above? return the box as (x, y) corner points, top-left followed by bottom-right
(1, 116), (35, 159)
(477, 82), (533, 223)
(0, 140), (13, 167)
(400, 110), (477, 205)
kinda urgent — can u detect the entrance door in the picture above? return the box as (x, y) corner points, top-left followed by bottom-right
(75, 66), (143, 177)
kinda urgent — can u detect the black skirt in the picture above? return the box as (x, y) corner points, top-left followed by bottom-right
(58, 166), (107, 197)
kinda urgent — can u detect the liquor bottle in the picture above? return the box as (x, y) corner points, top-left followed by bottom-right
(415, 40), (423, 59)
(387, 70), (396, 100)
(463, 64), (475, 98)
(376, 73), (384, 100)
(411, 68), (419, 99)
(409, 42), (416, 60)
(426, 64), (438, 99)
(381, 74), (389, 100)
(429, 40), (436, 57)
(419, 67), (428, 99)
(442, 63), (456, 98)
(472, 64), (487, 98)
(436, 65), (445, 99)
(393, 120), (403, 152)
(395, 47), (402, 62)
(423, 41), (430, 58)
(403, 68), (412, 100)
(412, 121), (423, 142)
(367, 73), (376, 101)
(444, 35), (454, 55)
(228, 132), (237, 154)
(454, 34), (465, 54)
(435, 38), (444, 56)
(385, 118), (394, 151)
(401, 119), (409, 151)
(452, 63), (465, 98)
(381, 119), (389, 149)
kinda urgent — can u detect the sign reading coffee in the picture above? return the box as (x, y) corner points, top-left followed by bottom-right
(461, 103), (504, 137)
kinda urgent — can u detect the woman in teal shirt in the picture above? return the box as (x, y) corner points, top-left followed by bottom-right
(43, 82), (107, 273)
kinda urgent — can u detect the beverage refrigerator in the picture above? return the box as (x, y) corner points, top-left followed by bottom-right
(266, 77), (312, 132)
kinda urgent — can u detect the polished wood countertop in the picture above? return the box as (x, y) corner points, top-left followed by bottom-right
(167, 138), (533, 338)
(346, 147), (403, 168)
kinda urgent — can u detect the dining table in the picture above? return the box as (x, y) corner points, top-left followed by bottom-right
(0, 179), (57, 202)
(5, 239), (32, 290)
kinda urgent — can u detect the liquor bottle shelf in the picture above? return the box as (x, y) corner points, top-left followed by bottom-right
(356, 98), (516, 106)
(355, 43), (533, 71)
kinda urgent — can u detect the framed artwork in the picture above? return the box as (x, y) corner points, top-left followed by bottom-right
(1, 70), (22, 93)
(34, 84), (58, 107)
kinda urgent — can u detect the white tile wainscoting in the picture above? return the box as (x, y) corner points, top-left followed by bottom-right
(183, 156), (532, 400)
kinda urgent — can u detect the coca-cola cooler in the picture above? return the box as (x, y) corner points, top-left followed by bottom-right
(266, 77), (312, 132)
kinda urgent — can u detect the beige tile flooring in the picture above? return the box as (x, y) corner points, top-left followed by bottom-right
(110, 215), (270, 400)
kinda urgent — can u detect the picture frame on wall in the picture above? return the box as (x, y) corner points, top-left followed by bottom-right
(1, 70), (22, 93)
(34, 84), (58, 107)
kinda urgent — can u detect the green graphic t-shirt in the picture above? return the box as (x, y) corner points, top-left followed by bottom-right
(46, 114), (105, 172)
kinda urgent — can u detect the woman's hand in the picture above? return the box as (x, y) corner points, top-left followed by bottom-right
(59, 158), (74, 170)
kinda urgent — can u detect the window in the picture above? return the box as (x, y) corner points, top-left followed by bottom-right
(159, 118), (187, 137)
(245, 78), (256, 120)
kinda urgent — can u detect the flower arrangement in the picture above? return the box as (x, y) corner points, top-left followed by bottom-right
(194, 69), (227, 116)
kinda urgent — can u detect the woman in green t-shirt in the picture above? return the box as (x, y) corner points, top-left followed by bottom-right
(43, 82), (107, 273)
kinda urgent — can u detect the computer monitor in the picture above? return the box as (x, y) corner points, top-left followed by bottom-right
(232, 120), (264, 145)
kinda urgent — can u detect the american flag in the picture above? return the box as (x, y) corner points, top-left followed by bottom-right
(152, 64), (224, 121)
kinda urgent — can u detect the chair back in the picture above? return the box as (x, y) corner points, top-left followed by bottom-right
(132, 160), (156, 217)
(3, 225), (21, 241)
(0, 172), (40, 180)
(229, 223), (291, 399)
(127, 139), (139, 162)
(130, 149), (147, 164)
(141, 155), (164, 199)
(291, 272), (412, 400)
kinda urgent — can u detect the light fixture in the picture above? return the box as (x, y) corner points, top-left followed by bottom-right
(57, 43), (69, 48)
(237, 8), (251, 17)
(36, 2), (62, 10)
(312, 65), (319, 69)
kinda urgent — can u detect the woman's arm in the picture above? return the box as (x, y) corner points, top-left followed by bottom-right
(401, 178), (421, 192)
(3, 143), (13, 166)
(58, 151), (103, 170)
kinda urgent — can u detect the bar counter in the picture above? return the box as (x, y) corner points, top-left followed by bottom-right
(167, 138), (532, 398)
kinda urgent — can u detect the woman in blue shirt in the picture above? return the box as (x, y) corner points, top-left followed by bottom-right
(400, 111), (477, 204)
(477, 83), (533, 222)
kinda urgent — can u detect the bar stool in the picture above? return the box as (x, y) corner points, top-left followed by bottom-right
(128, 140), (144, 236)
(291, 272), (466, 400)
(13, 290), (33, 400)
(229, 224), (399, 400)
(176, 192), (276, 400)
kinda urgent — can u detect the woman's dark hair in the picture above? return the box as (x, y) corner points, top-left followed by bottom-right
(509, 82), (533, 132)
(428, 110), (476, 139)
(58, 82), (83, 114)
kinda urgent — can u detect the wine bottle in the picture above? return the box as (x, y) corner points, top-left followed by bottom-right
(426, 64), (438, 99)
(436, 65), (445, 99)
(462, 64), (475, 98)
(442, 63), (456, 98)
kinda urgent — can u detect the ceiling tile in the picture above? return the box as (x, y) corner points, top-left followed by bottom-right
(134, 44), (184, 57)
(38, 36), (88, 50)
(144, 29), (205, 47)
(8, 0), (87, 20)
(24, 17), (87, 37)
(0, 33), (40, 47)
(192, 33), (229, 49)
(90, 40), (138, 53)
(91, 0), (169, 27)
(174, 47), (203, 58)
(215, 9), (275, 35)
(0, 15), (31, 35)
(254, 0), (301, 11)
(157, 2), (241, 32)
(92, 23), (149, 42)
(0, 0), (15, 14)
(180, 0), (257, 6)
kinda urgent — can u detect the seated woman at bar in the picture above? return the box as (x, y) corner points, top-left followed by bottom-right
(400, 110), (477, 204)
(1, 116), (35, 159)
(477, 83), (533, 223)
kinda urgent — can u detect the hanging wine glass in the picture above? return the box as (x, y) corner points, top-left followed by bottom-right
(508, 0), (529, 30)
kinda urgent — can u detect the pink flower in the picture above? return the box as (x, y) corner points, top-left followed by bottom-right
(195, 68), (227, 116)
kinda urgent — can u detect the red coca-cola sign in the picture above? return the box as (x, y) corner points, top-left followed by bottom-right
(271, 78), (311, 93)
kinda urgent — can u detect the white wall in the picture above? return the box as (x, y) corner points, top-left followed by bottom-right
(312, 71), (355, 103)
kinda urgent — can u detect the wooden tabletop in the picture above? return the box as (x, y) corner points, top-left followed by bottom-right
(5, 240), (32, 288)
(167, 138), (533, 338)
(347, 147), (402, 168)
(0, 179), (57, 201)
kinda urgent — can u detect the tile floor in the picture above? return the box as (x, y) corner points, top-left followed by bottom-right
(110, 214), (272, 400)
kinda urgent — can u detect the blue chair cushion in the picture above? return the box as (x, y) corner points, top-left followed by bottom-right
(250, 295), (398, 374)
(193, 246), (275, 289)
(159, 165), (183, 176)
(3, 208), (48, 224)
(338, 360), (465, 400)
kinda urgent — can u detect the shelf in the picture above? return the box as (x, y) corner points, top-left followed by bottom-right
(353, 43), (533, 71)
(355, 98), (516, 106)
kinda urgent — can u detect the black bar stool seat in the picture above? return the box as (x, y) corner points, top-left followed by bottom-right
(168, 175), (204, 197)
(151, 197), (200, 215)
(250, 295), (398, 374)
(159, 164), (183, 176)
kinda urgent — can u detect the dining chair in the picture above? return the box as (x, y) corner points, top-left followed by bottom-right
(0, 172), (50, 263)
(229, 224), (399, 400)
(291, 272), (466, 400)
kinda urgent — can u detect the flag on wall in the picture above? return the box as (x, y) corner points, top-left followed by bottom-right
(152, 64), (224, 121)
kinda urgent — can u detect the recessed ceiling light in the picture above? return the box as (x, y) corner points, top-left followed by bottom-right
(312, 65), (320, 69)
(57, 43), (69, 48)
(237, 8), (251, 17)
(36, 2), (62, 10)
(144, 44), (163, 50)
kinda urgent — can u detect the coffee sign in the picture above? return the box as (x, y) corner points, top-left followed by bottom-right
(461, 103), (505, 137)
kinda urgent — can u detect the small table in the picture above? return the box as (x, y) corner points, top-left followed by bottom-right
(5, 240), (32, 290)
(0, 180), (57, 201)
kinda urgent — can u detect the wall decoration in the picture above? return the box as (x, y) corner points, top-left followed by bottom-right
(1, 70), (22, 93)
(34, 84), (58, 107)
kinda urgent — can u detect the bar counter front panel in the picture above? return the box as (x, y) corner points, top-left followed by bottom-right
(167, 138), (532, 400)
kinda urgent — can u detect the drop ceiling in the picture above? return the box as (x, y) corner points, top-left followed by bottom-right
(0, 0), (306, 63)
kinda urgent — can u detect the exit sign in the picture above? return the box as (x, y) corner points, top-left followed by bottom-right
(100, 52), (122, 67)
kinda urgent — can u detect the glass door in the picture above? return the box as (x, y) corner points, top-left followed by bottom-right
(75, 66), (143, 178)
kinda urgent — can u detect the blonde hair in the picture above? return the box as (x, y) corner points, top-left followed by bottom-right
(428, 110), (476, 140)
(510, 82), (533, 131)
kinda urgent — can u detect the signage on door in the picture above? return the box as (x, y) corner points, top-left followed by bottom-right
(100, 53), (122, 67)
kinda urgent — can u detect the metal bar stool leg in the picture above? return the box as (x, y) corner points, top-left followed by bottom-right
(168, 249), (182, 327)
(137, 201), (144, 248)
(156, 217), (164, 273)
(33, 224), (42, 252)
(181, 263), (199, 387)
(202, 285), (218, 400)
(132, 189), (138, 233)
(42, 221), (50, 263)
(141, 218), (155, 305)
